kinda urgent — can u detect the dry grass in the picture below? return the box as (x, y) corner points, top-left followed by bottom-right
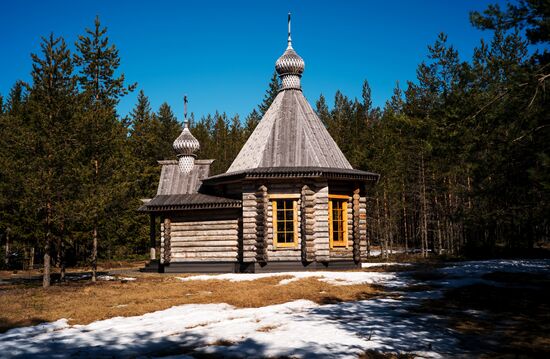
(0, 260), (146, 280)
(256, 324), (280, 332)
(0, 273), (382, 333)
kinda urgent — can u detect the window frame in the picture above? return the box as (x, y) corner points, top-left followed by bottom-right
(329, 194), (349, 248)
(270, 194), (299, 249)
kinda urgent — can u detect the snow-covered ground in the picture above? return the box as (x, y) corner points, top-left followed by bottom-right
(177, 270), (404, 286)
(1, 259), (549, 358)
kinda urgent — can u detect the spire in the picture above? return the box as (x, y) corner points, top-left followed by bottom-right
(287, 12), (292, 49)
(183, 94), (188, 126)
(275, 13), (305, 91)
(173, 95), (200, 174)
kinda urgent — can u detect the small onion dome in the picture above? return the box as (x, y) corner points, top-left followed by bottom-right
(173, 121), (200, 174)
(275, 13), (305, 90)
(275, 47), (305, 78)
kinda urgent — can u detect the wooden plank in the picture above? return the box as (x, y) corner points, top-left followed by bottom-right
(171, 252), (237, 259)
(171, 241), (237, 247)
(171, 257), (238, 262)
(268, 256), (303, 261)
(268, 249), (301, 256)
(171, 225), (239, 232)
(171, 247), (237, 253)
(171, 219), (237, 226)
(329, 194), (350, 200)
(170, 229), (237, 237)
(171, 235), (237, 241)
(269, 194), (300, 199)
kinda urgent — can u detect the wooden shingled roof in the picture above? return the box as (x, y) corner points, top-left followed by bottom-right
(138, 159), (242, 212)
(156, 159), (213, 195)
(226, 89), (353, 173)
(140, 193), (241, 212)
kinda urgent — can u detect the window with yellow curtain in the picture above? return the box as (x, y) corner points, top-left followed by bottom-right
(271, 195), (298, 248)
(329, 195), (349, 248)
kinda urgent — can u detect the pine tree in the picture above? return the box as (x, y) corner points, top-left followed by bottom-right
(156, 102), (182, 159)
(27, 33), (78, 287)
(129, 90), (161, 198)
(258, 71), (280, 116)
(243, 109), (261, 138)
(74, 16), (135, 281)
(315, 94), (330, 127)
(470, 1), (550, 46)
(0, 82), (31, 269)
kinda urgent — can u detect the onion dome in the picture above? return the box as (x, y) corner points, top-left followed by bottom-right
(173, 96), (200, 174)
(275, 13), (305, 90)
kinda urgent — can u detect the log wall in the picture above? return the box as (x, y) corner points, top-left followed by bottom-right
(256, 185), (269, 262)
(314, 182), (330, 262)
(155, 183), (369, 268)
(352, 189), (361, 262)
(242, 184), (257, 263)
(168, 213), (239, 263)
(359, 196), (368, 256)
(301, 185), (316, 262)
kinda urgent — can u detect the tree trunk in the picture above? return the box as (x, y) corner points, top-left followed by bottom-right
(92, 221), (97, 282)
(401, 183), (409, 254)
(43, 201), (52, 288)
(29, 246), (35, 269)
(60, 222), (66, 281)
(4, 228), (10, 268)
(383, 190), (392, 258)
(433, 174), (442, 255)
(420, 154), (429, 258)
(375, 197), (382, 258)
(92, 159), (98, 282)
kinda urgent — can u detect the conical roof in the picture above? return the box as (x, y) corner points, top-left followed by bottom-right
(226, 15), (352, 174)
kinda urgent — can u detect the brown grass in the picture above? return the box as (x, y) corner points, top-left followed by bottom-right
(256, 324), (280, 332)
(0, 273), (382, 333)
(0, 260), (146, 280)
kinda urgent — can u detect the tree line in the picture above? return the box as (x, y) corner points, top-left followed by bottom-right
(1, 1), (549, 286)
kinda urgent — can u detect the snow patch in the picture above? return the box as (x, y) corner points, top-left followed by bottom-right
(178, 271), (401, 286)
(0, 300), (448, 358)
(361, 262), (414, 268)
(2, 259), (548, 358)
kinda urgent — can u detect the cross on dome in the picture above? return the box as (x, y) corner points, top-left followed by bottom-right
(173, 95), (200, 174)
(275, 12), (305, 91)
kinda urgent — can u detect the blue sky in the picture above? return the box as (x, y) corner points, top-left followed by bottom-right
(1, 0), (509, 121)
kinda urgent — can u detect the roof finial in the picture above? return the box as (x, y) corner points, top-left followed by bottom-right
(183, 95), (189, 128)
(173, 94), (200, 174)
(276, 12), (304, 91)
(287, 12), (292, 49)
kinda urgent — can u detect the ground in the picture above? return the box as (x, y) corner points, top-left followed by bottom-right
(0, 259), (549, 358)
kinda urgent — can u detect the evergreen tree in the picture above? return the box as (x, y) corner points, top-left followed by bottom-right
(315, 94), (330, 127)
(129, 90), (161, 197)
(470, 0), (550, 45)
(243, 109), (261, 138)
(74, 16), (135, 281)
(27, 33), (79, 286)
(156, 102), (182, 159)
(258, 71), (280, 116)
(0, 82), (32, 270)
